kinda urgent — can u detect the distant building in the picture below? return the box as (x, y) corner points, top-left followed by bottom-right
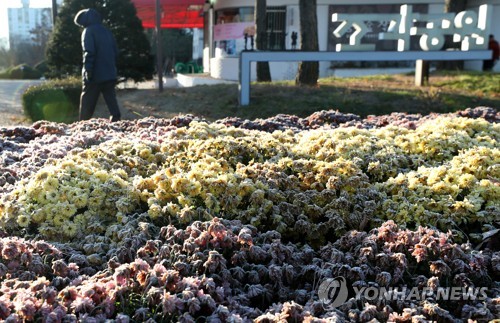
(8, 0), (53, 49)
(0, 37), (8, 49)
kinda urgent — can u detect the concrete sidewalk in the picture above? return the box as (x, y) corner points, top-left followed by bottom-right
(118, 73), (236, 90)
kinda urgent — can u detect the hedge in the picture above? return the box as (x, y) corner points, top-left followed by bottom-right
(0, 64), (42, 80)
(22, 77), (81, 123)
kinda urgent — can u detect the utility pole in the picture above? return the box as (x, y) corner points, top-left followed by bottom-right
(51, 0), (57, 28)
(156, 0), (163, 92)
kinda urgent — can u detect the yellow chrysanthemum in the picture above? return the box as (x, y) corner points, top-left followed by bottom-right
(31, 209), (46, 223)
(165, 202), (180, 216)
(94, 170), (109, 182)
(17, 213), (30, 227)
(148, 204), (162, 219)
(43, 177), (59, 191)
(45, 190), (59, 203)
(52, 214), (65, 227)
(62, 221), (78, 238)
(73, 193), (88, 209)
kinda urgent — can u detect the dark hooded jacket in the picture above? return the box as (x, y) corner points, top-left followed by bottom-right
(74, 9), (118, 83)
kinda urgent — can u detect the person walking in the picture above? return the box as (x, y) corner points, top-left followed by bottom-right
(74, 8), (121, 122)
(483, 34), (499, 72)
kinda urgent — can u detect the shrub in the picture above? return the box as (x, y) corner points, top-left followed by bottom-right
(6, 64), (42, 79)
(34, 61), (49, 78)
(22, 77), (81, 123)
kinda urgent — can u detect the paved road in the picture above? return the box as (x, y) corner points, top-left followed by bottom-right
(0, 79), (44, 127)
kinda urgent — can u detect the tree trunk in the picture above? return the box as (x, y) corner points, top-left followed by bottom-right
(445, 0), (467, 13)
(440, 0), (468, 70)
(295, 0), (319, 86)
(255, 0), (271, 82)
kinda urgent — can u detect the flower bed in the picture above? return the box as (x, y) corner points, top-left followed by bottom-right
(0, 108), (498, 321)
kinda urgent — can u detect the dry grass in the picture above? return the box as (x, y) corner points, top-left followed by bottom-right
(103, 72), (498, 123)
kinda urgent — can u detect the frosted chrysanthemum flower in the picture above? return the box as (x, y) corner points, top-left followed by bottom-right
(452, 199), (476, 213)
(204, 193), (218, 210)
(73, 193), (88, 209)
(77, 180), (91, 190)
(431, 182), (451, 195)
(72, 296), (95, 314)
(38, 224), (57, 239)
(64, 188), (79, 203)
(187, 181), (202, 196)
(250, 190), (265, 204)
(87, 196), (104, 211)
(1, 240), (20, 260)
(45, 190), (59, 203)
(139, 147), (152, 159)
(16, 213), (30, 228)
(35, 170), (50, 181)
(73, 214), (88, 227)
(162, 292), (178, 314)
(165, 202), (180, 216)
(171, 177), (190, 193)
(115, 197), (135, 214)
(179, 206), (195, 224)
(148, 204), (162, 219)
(94, 170), (109, 182)
(147, 197), (160, 207)
(62, 221), (78, 238)
(15, 298), (36, 321)
(238, 179), (255, 196)
(43, 177), (59, 191)
(52, 215), (65, 227)
(60, 202), (77, 218)
(112, 168), (129, 180)
(35, 190), (48, 204)
(177, 195), (194, 207)
(31, 209), (45, 223)
(154, 188), (169, 201)
(457, 173), (476, 188)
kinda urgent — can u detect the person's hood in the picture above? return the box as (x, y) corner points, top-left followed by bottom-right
(74, 8), (102, 27)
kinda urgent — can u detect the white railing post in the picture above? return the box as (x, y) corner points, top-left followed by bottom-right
(239, 52), (252, 106)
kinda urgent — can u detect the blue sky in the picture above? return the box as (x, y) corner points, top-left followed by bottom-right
(0, 0), (53, 40)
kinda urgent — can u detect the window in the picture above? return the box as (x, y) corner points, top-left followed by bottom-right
(212, 6), (287, 56)
(214, 7), (254, 57)
(264, 6), (286, 50)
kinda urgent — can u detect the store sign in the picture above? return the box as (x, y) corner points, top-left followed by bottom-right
(332, 4), (490, 51)
(214, 22), (255, 41)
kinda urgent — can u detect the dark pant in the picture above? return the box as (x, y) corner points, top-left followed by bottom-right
(483, 60), (494, 71)
(80, 80), (121, 122)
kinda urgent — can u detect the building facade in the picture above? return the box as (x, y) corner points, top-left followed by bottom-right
(203, 0), (500, 81)
(8, 0), (53, 49)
